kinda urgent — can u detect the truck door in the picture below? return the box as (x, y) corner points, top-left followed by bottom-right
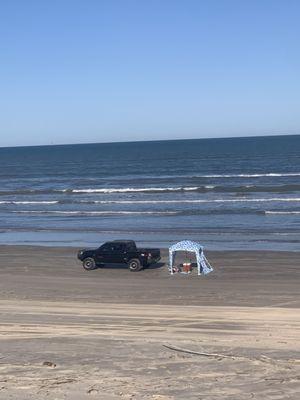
(110, 243), (126, 263)
(96, 243), (124, 264)
(95, 243), (115, 264)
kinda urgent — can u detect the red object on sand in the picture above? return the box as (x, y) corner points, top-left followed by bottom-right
(183, 263), (192, 272)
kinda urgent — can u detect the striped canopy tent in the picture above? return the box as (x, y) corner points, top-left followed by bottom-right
(169, 240), (213, 276)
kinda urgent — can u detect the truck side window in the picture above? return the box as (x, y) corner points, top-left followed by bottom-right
(119, 244), (126, 252)
(100, 244), (111, 252)
(112, 243), (123, 252)
(127, 243), (135, 252)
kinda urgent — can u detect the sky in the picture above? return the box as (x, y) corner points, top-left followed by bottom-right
(0, 0), (300, 147)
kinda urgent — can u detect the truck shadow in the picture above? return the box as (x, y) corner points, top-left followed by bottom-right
(96, 262), (166, 271)
(145, 262), (165, 270)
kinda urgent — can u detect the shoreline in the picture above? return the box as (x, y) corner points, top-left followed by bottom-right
(1, 242), (300, 252)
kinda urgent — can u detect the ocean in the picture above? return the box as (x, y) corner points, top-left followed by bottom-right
(0, 135), (299, 250)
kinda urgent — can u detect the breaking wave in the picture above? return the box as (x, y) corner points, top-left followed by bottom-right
(71, 187), (200, 193)
(70, 185), (300, 194)
(2, 198), (300, 207)
(264, 211), (300, 215)
(10, 208), (300, 217)
(80, 197), (300, 204)
(0, 201), (59, 205)
(1, 183), (300, 196)
(193, 172), (300, 178)
(12, 210), (177, 216)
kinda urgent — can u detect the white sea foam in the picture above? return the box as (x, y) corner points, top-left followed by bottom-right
(265, 211), (300, 215)
(0, 201), (59, 205)
(69, 180), (300, 193)
(198, 172), (300, 178)
(62, 172), (300, 181)
(13, 210), (177, 215)
(97, 172), (300, 180)
(84, 197), (300, 204)
(71, 187), (200, 193)
(116, 172), (300, 179)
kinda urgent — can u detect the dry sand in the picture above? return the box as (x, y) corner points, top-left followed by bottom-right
(0, 246), (299, 399)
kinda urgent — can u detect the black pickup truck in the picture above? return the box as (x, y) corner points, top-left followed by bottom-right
(77, 240), (161, 272)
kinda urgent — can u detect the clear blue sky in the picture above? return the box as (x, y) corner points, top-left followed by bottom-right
(1, 0), (299, 146)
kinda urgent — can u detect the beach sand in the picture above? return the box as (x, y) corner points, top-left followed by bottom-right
(0, 246), (299, 399)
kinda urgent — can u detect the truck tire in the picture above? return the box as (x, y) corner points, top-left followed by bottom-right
(128, 258), (143, 272)
(82, 257), (97, 271)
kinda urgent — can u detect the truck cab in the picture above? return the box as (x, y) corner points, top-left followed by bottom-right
(77, 240), (161, 272)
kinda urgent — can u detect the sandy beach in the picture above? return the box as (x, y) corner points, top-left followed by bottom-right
(0, 246), (299, 399)
(2, 0), (300, 398)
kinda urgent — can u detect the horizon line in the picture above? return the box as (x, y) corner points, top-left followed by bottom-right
(0, 132), (299, 150)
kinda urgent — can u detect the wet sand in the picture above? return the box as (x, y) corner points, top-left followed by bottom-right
(0, 246), (299, 399)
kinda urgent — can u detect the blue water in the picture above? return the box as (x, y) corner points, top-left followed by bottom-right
(0, 135), (299, 250)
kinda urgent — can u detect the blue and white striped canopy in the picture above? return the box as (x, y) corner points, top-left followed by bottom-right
(169, 240), (203, 253)
(169, 240), (213, 276)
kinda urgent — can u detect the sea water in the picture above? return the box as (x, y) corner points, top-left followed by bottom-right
(0, 135), (299, 250)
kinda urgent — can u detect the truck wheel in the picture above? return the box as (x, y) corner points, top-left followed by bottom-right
(82, 257), (97, 271)
(128, 258), (142, 272)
